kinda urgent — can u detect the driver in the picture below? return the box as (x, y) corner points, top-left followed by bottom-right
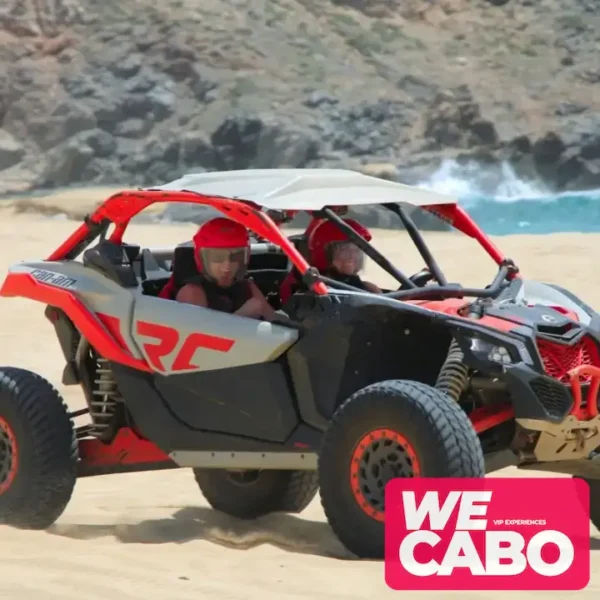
(176, 217), (276, 321)
(308, 218), (382, 293)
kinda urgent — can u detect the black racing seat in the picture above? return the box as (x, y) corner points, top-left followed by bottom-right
(171, 242), (198, 290)
(82, 240), (140, 288)
(138, 248), (172, 296)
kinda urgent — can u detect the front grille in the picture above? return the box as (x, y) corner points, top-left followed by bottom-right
(529, 376), (573, 419)
(536, 336), (600, 384)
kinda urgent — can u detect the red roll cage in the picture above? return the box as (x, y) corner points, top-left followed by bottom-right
(43, 189), (508, 289)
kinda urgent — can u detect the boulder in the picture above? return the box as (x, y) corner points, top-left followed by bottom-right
(316, 99), (415, 158)
(29, 101), (97, 150)
(37, 138), (94, 188)
(211, 116), (319, 170)
(0, 129), (25, 170)
(114, 118), (153, 139)
(532, 132), (566, 165)
(423, 86), (499, 151)
(180, 132), (217, 169)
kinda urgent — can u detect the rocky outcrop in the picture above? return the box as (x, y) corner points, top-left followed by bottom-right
(2, 0), (600, 213)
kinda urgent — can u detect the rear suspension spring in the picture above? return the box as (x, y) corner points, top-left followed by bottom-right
(89, 356), (121, 439)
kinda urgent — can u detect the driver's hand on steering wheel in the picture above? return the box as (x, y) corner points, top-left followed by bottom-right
(410, 267), (434, 287)
(399, 267), (435, 290)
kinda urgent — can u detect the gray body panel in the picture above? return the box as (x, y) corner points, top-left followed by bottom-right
(13, 261), (299, 374)
(12, 261), (144, 359)
(131, 295), (299, 374)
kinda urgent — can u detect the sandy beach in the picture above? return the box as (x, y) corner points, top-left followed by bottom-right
(0, 200), (598, 599)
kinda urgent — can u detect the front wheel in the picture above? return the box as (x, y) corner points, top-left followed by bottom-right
(319, 380), (485, 558)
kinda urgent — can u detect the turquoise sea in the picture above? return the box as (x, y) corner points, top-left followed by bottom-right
(419, 160), (600, 236)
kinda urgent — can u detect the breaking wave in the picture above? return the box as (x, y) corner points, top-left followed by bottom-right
(417, 159), (600, 235)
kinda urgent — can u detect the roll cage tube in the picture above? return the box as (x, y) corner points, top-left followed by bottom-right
(385, 259), (518, 301)
(46, 217), (112, 262)
(424, 203), (517, 273)
(383, 203), (448, 286)
(319, 207), (418, 289)
(45, 189), (329, 296)
(312, 201), (520, 301)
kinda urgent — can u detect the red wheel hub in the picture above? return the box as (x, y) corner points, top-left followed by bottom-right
(0, 418), (18, 495)
(350, 428), (420, 522)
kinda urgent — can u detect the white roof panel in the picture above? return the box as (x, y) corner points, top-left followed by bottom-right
(150, 168), (456, 210)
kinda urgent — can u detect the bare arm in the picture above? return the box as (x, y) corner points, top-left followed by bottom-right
(251, 281), (277, 321)
(175, 283), (209, 307)
(364, 280), (383, 294)
(234, 280), (277, 321)
(177, 280), (276, 321)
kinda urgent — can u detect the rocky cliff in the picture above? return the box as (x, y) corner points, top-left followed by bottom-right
(2, 0), (600, 199)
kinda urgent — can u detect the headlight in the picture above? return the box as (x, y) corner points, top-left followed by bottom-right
(469, 337), (513, 365)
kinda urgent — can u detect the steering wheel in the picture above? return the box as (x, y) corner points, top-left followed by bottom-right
(410, 268), (435, 288)
(397, 268), (436, 291)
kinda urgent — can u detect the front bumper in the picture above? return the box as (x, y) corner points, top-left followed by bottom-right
(504, 363), (600, 423)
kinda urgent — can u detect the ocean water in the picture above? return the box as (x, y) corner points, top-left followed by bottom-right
(418, 160), (600, 236)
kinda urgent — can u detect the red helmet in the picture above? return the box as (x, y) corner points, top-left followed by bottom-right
(305, 217), (324, 240)
(308, 218), (371, 272)
(305, 208), (350, 244)
(192, 217), (250, 285)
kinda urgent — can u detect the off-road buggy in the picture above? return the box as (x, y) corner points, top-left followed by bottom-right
(1, 168), (599, 559)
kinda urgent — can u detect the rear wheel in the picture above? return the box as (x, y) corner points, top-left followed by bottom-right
(0, 367), (77, 529)
(319, 380), (485, 558)
(194, 468), (319, 519)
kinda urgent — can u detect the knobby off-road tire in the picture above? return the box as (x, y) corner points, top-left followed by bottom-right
(0, 367), (77, 529)
(319, 379), (486, 559)
(194, 468), (319, 519)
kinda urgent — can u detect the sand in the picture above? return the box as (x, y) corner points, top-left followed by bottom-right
(0, 207), (599, 599)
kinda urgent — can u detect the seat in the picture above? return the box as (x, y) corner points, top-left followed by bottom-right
(82, 240), (140, 288)
(139, 248), (171, 296)
(280, 270), (301, 305)
(157, 242), (196, 300)
(279, 229), (314, 304)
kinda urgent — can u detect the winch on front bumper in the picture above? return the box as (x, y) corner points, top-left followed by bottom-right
(504, 361), (600, 462)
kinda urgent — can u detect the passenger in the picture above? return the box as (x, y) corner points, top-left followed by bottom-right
(176, 217), (276, 321)
(308, 218), (382, 293)
(279, 209), (353, 304)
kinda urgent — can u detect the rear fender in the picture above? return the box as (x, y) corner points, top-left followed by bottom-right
(0, 261), (150, 371)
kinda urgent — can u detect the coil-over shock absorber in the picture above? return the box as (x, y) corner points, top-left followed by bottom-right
(435, 338), (470, 402)
(75, 337), (122, 441)
(435, 305), (482, 403)
(90, 355), (121, 439)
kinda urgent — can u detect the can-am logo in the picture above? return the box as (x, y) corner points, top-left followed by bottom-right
(385, 478), (590, 591)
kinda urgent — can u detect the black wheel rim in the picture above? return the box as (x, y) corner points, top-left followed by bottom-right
(226, 469), (261, 486)
(356, 434), (416, 514)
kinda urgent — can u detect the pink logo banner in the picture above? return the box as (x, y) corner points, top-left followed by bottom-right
(385, 477), (590, 591)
